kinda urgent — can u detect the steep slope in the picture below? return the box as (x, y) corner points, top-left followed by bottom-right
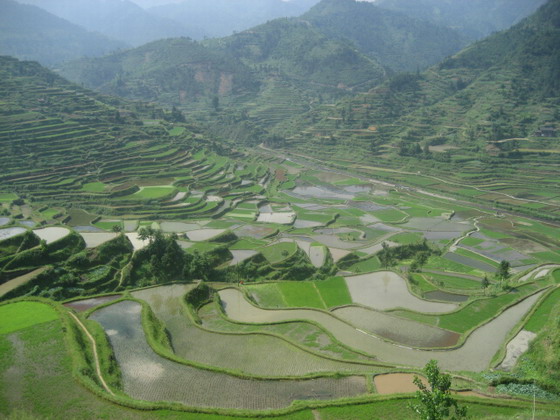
(149, 0), (320, 39)
(57, 37), (260, 104)
(0, 55), (261, 220)
(17, 0), (194, 46)
(281, 0), (560, 220)
(0, 0), (126, 66)
(302, 0), (469, 72)
(376, 0), (548, 40)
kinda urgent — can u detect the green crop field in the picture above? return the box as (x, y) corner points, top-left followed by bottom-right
(0, 302), (58, 334)
(315, 276), (352, 308)
(260, 242), (298, 264)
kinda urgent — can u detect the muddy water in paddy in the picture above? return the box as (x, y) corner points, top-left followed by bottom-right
(345, 272), (457, 313)
(424, 291), (469, 303)
(218, 288), (545, 371)
(90, 300), (367, 409)
(374, 373), (426, 394)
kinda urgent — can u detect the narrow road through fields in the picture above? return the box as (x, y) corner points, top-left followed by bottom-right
(68, 311), (115, 396)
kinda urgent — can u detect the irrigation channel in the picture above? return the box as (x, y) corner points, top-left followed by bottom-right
(218, 288), (546, 372)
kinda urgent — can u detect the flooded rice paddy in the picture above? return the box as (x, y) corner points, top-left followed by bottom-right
(33, 227), (70, 244)
(187, 229), (225, 241)
(80, 232), (118, 248)
(160, 222), (200, 233)
(90, 300), (367, 409)
(344, 272), (457, 313)
(64, 294), (122, 312)
(218, 288), (545, 371)
(133, 285), (379, 376)
(0, 227), (26, 241)
(332, 306), (459, 348)
(0, 217), (10, 226)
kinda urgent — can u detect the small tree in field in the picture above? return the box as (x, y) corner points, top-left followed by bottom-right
(410, 360), (467, 420)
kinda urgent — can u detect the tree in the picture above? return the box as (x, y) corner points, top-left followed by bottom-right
(112, 224), (122, 233)
(497, 260), (510, 280)
(481, 275), (490, 292)
(410, 360), (467, 420)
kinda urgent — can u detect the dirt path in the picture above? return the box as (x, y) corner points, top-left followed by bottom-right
(68, 312), (115, 396)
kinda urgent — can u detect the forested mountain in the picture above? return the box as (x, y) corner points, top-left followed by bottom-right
(149, 0), (321, 39)
(376, 0), (548, 40)
(0, 0), (126, 66)
(16, 0), (195, 46)
(57, 17), (386, 139)
(302, 0), (469, 72)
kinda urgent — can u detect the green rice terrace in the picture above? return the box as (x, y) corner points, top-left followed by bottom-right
(1, 58), (560, 419)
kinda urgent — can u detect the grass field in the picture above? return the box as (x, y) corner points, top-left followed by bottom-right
(81, 182), (106, 193)
(523, 287), (560, 333)
(247, 277), (352, 310)
(315, 276), (352, 308)
(260, 242), (298, 264)
(424, 272), (482, 290)
(0, 193), (18, 203)
(0, 302), (59, 334)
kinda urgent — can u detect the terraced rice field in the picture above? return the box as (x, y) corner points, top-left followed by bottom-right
(90, 300), (368, 409)
(133, 285), (381, 376)
(344, 272), (457, 313)
(187, 229), (225, 241)
(80, 232), (118, 248)
(33, 227), (70, 244)
(218, 288), (545, 371)
(331, 306), (459, 348)
(0, 227), (26, 241)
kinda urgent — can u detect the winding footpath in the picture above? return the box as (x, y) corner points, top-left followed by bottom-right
(68, 311), (115, 396)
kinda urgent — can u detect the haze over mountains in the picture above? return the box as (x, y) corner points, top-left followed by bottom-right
(0, 0), (126, 66)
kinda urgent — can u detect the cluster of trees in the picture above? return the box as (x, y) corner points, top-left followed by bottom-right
(378, 239), (438, 270)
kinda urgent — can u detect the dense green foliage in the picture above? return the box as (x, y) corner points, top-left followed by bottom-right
(411, 360), (467, 419)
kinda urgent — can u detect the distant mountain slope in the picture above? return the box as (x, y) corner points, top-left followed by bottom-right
(0, 0), (126, 66)
(57, 37), (260, 104)
(149, 0), (320, 39)
(278, 0), (560, 219)
(376, 0), (548, 40)
(17, 0), (195, 46)
(302, 0), (469, 72)
(58, 18), (386, 106)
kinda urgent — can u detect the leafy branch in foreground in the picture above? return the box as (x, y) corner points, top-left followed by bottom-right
(410, 359), (467, 420)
